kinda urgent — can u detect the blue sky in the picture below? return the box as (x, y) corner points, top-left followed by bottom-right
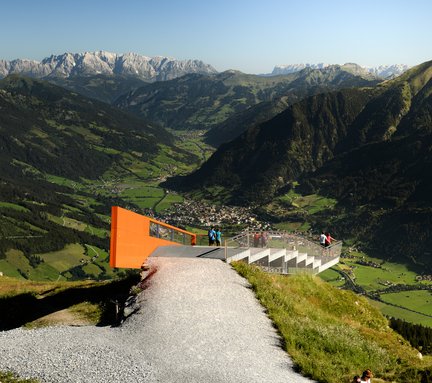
(1, 0), (431, 73)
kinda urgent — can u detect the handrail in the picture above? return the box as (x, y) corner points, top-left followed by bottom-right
(224, 229), (342, 260)
(149, 218), (197, 245)
(110, 207), (197, 268)
(148, 217), (195, 237)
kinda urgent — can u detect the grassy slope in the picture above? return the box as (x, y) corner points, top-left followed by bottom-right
(233, 262), (432, 383)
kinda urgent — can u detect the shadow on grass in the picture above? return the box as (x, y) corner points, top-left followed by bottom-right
(0, 274), (141, 330)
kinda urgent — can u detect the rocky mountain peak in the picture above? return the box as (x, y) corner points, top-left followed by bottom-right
(0, 51), (218, 82)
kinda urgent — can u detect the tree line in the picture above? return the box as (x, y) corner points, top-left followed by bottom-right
(389, 317), (432, 355)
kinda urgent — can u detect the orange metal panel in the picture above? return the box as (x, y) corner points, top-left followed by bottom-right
(109, 206), (197, 269)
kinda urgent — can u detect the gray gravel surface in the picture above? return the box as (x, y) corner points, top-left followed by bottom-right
(0, 257), (315, 382)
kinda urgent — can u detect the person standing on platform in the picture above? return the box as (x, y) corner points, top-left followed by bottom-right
(215, 228), (222, 246)
(319, 231), (327, 247)
(325, 232), (336, 247)
(208, 227), (216, 246)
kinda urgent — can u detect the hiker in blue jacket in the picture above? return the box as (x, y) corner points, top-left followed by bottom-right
(208, 227), (216, 246)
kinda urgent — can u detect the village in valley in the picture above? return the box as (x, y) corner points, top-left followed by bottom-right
(145, 198), (272, 232)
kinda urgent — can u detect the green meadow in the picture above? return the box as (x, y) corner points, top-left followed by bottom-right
(38, 244), (87, 273)
(347, 260), (420, 291)
(329, 254), (432, 327)
(154, 192), (183, 212)
(370, 299), (432, 327)
(380, 290), (432, 316)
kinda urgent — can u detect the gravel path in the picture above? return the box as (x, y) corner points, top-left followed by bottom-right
(0, 257), (315, 383)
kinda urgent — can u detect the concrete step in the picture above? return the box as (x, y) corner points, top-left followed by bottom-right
(249, 248), (270, 263)
(269, 248), (286, 263)
(150, 244), (339, 275)
(226, 248), (250, 263)
(296, 252), (307, 264)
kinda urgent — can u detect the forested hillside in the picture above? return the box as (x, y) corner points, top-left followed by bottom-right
(115, 65), (379, 134)
(0, 75), (200, 281)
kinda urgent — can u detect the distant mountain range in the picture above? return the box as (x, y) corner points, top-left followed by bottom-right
(0, 51), (217, 81)
(270, 63), (410, 79)
(0, 52), (410, 82)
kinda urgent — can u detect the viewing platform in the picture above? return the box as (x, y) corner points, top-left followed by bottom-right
(110, 206), (341, 275)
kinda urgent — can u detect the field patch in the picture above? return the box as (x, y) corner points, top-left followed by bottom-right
(3, 250), (31, 274)
(38, 244), (87, 273)
(346, 259), (420, 291)
(47, 214), (87, 231)
(154, 192), (183, 212)
(370, 299), (432, 328)
(120, 185), (164, 209)
(380, 290), (432, 316)
(28, 263), (63, 281)
(319, 267), (345, 287)
(82, 263), (103, 278)
(0, 259), (25, 279)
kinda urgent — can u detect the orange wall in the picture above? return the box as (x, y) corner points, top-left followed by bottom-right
(110, 206), (196, 269)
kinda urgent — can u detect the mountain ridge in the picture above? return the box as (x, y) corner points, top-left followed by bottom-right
(116, 65), (380, 133)
(270, 62), (410, 79)
(0, 51), (217, 82)
(1, 52), (411, 81)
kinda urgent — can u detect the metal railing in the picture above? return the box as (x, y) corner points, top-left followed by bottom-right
(225, 229), (342, 261)
(149, 221), (196, 246)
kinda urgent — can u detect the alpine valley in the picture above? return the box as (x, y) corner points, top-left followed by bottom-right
(167, 60), (432, 271)
(0, 51), (430, 291)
